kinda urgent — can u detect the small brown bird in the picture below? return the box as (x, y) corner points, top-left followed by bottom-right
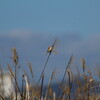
(47, 46), (53, 53)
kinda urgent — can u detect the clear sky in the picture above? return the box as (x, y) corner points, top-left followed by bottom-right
(0, 0), (100, 37)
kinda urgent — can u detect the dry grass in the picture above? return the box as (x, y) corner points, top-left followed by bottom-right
(0, 40), (100, 100)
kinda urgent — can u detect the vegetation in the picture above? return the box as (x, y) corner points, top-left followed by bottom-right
(0, 39), (100, 100)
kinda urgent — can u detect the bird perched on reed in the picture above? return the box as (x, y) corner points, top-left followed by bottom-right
(47, 38), (58, 54)
(47, 46), (53, 53)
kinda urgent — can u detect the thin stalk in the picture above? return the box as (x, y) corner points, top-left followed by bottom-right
(40, 74), (44, 100)
(57, 55), (73, 98)
(45, 71), (55, 100)
(12, 48), (19, 99)
(15, 65), (17, 100)
(37, 53), (51, 86)
(22, 75), (24, 100)
(53, 92), (56, 100)
(71, 73), (77, 100)
(87, 84), (89, 100)
(28, 63), (34, 85)
(60, 91), (66, 100)
(37, 38), (57, 86)
(0, 65), (4, 96)
(68, 71), (71, 100)
(60, 72), (72, 100)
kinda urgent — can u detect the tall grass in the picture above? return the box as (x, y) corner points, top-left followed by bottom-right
(0, 40), (100, 100)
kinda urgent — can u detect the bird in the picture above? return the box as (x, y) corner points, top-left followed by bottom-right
(47, 46), (53, 53)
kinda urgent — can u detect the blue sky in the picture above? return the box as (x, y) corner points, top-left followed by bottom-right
(0, 0), (100, 84)
(0, 0), (100, 36)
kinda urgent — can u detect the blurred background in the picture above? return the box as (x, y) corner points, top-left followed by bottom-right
(0, 0), (100, 84)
